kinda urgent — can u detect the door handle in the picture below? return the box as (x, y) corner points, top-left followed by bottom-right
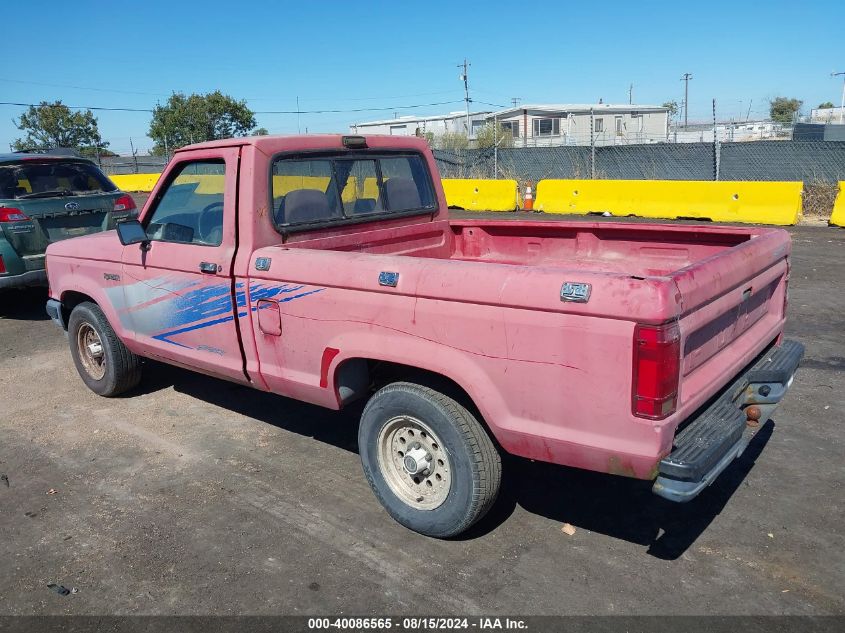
(199, 262), (219, 274)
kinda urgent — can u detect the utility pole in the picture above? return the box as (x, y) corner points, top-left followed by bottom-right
(296, 96), (301, 134)
(833, 71), (845, 124)
(511, 97), (521, 108)
(628, 83), (633, 105)
(458, 59), (471, 135)
(681, 73), (693, 128)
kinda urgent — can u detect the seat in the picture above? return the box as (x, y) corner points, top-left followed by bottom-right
(352, 198), (378, 214)
(384, 178), (421, 210)
(280, 189), (337, 224)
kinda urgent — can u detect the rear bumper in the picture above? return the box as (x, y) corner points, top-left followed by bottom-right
(0, 269), (47, 290)
(652, 339), (804, 503)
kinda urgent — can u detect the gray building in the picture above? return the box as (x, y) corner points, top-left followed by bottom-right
(350, 111), (491, 139)
(486, 103), (670, 147)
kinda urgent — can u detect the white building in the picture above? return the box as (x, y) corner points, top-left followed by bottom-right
(350, 111), (491, 139)
(669, 120), (788, 143)
(485, 103), (670, 147)
(810, 106), (845, 124)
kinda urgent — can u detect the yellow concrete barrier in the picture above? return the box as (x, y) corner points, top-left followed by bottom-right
(442, 179), (519, 212)
(830, 182), (845, 227)
(110, 173), (161, 192)
(535, 179), (803, 225)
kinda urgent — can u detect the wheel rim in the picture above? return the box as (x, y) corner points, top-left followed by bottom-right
(377, 415), (452, 510)
(76, 322), (106, 380)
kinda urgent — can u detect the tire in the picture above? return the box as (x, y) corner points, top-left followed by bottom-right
(67, 301), (141, 397)
(359, 382), (501, 538)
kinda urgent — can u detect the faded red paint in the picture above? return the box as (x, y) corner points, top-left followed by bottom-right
(46, 134), (794, 482)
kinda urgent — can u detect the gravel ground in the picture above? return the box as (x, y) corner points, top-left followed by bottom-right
(0, 216), (842, 616)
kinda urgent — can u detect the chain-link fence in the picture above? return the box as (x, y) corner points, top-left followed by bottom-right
(94, 140), (845, 187)
(98, 155), (169, 175)
(433, 141), (845, 184)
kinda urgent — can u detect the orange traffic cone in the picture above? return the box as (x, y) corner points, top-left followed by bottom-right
(523, 182), (534, 211)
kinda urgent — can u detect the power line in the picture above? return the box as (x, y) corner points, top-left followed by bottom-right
(473, 100), (507, 109)
(0, 99), (466, 115)
(257, 100), (464, 114)
(0, 101), (153, 112)
(0, 77), (171, 97)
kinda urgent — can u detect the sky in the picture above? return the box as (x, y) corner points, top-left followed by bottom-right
(1, 0), (843, 155)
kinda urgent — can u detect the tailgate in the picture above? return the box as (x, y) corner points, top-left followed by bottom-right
(3, 194), (120, 258)
(25, 194), (118, 242)
(670, 229), (791, 411)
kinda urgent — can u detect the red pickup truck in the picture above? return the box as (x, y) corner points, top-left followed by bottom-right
(45, 135), (803, 537)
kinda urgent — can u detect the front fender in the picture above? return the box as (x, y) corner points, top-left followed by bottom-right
(50, 256), (132, 345)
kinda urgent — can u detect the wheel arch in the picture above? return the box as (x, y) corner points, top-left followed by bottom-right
(57, 281), (131, 343)
(60, 290), (97, 325)
(333, 355), (504, 450)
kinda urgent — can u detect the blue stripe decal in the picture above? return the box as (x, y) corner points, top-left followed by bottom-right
(152, 314), (236, 347)
(150, 282), (324, 348)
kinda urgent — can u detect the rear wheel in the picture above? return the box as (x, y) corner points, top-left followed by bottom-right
(359, 382), (501, 538)
(68, 302), (141, 397)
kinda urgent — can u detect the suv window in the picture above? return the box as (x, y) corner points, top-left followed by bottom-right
(145, 160), (225, 246)
(271, 153), (436, 229)
(0, 160), (116, 199)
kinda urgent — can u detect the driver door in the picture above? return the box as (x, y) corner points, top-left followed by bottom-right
(120, 147), (246, 382)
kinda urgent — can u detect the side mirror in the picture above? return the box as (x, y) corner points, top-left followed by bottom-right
(116, 219), (149, 247)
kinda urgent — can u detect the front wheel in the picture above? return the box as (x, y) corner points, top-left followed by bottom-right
(359, 382), (501, 538)
(67, 302), (141, 397)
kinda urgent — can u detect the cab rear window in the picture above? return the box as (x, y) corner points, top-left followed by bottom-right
(0, 161), (117, 199)
(270, 153), (436, 230)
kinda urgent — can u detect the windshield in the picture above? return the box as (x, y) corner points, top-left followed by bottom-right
(0, 161), (117, 199)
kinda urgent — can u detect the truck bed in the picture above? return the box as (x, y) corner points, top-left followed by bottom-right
(250, 218), (789, 478)
(288, 218), (761, 277)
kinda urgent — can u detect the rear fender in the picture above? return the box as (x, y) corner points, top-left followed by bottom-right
(325, 332), (508, 444)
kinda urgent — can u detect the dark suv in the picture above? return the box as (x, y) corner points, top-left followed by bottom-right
(0, 152), (136, 290)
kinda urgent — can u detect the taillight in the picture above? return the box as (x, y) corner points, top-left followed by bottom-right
(632, 321), (681, 420)
(113, 194), (136, 213)
(0, 207), (31, 222)
(0, 255), (6, 274)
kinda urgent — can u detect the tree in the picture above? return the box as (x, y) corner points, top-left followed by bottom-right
(252, 127), (269, 136)
(769, 97), (802, 124)
(148, 91), (257, 155)
(662, 101), (679, 120)
(818, 101), (835, 109)
(435, 131), (469, 151)
(475, 123), (514, 149)
(80, 147), (117, 158)
(12, 101), (107, 153)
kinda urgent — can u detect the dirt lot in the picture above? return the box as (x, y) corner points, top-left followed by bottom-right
(0, 216), (843, 616)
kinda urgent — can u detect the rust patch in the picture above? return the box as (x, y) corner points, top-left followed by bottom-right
(607, 455), (638, 478)
(608, 454), (661, 480)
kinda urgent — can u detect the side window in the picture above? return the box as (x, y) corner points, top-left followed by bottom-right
(145, 160), (225, 246)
